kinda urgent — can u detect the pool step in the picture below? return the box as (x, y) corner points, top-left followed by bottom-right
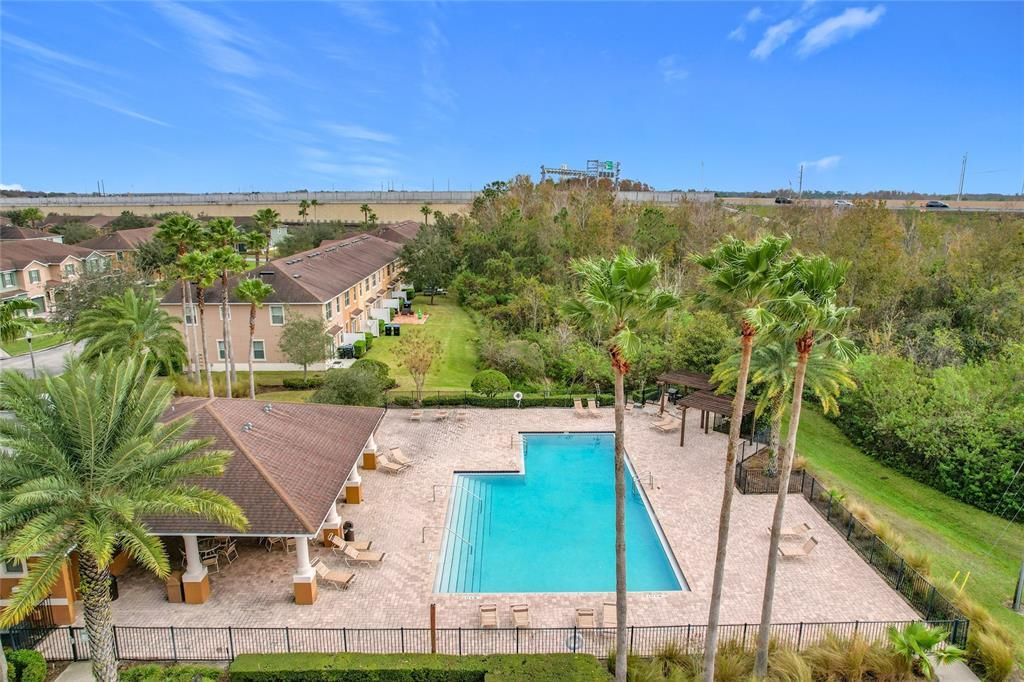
(436, 476), (491, 593)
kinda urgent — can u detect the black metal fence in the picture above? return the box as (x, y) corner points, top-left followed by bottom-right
(384, 391), (618, 408)
(735, 458), (807, 495)
(2, 619), (967, 663)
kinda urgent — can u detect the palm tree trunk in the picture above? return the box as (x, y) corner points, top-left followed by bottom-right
(613, 366), (628, 682)
(196, 289), (215, 399)
(220, 274), (234, 397)
(179, 280), (195, 382)
(248, 304), (257, 400)
(1, 645), (8, 682)
(754, 340), (812, 677)
(78, 552), (119, 682)
(767, 395), (784, 476)
(702, 326), (755, 682)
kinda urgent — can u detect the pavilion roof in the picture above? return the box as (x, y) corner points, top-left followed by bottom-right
(657, 370), (716, 392)
(677, 390), (755, 417)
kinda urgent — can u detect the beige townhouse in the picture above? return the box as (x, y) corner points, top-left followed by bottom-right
(160, 232), (413, 371)
(0, 239), (111, 313)
(77, 226), (159, 270)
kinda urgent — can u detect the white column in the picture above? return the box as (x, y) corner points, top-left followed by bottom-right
(348, 463), (362, 486)
(293, 537), (314, 580)
(365, 432), (378, 454)
(325, 503), (341, 526)
(182, 535), (207, 581)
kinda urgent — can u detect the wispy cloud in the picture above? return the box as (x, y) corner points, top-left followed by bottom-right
(798, 5), (885, 57)
(322, 123), (397, 144)
(746, 7), (765, 22)
(218, 82), (283, 124)
(751, 19), (801, 59)
(2, 33), (119, 75)
(0, 183), (25, 191)
(419, 18), (456, 117)
(299, 146), (396, 180)
(657, 55), (689, 83)
(801, 155), (842, 171)
(153, 1), (261, 77)
(728, 26), (747, 41)
(28, 67), (170, 127)
(335, 1), (397, 33)
(728, 6), (766, 42)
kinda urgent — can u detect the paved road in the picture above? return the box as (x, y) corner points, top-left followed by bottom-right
(0, 341), (84, 376)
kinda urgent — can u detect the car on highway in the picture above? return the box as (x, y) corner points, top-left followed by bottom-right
(774, 196), (793, 204)
(833, 199), (854, 208)
(925, 200), (950, 208)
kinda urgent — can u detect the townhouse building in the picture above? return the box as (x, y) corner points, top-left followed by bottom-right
(0, 240), (111, 313)
(77, 226), (158, 270)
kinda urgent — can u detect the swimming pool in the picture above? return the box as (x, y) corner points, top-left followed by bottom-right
(434, 432), (687, 593)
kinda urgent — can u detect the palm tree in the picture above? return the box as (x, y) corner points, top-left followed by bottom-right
(179, 251), (219, 398)
(244, 231), (269, 266)
(0, 299), (39, 344)
(235, 278), (274, 399)
(690, 234), (791, 682)
(22, 207), (44, 229)
(712, 340), (856, 476)
(310, 198), (320, 223)
(359, 203), (371, 226)
(420, 203), (432, 226)
(753, 255), (857, 677)
(72, 290), (187, 374)
(368, 211), (378, 227)
(0, 355), (247, 682)
(564, 248), (678, 682)
(252, 208), (280, 263)
(298, 199), (310, 226)
(207, 220), (246, 392)
(157, 215), (204, 381)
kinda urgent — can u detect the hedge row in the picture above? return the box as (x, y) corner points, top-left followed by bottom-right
(121, 663), (224, 681)
(229, 653), (609, 681)
(385, 393), (617, 408)
(4, 649), (45, 682)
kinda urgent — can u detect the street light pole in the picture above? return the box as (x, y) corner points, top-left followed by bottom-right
(25, 329), (36, 380)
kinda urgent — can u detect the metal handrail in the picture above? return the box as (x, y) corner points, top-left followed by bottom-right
(431, 483), (483, 503)
(421, 525), (474, 552)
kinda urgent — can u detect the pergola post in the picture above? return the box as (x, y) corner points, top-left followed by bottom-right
(658, 383), (666, 416)
(345, 462), (363, 504)
(181, 535), (210, 604)
(704, 411), (710, 434)
(321, 502), (343, 546)
(679, 406), (687, 448)
(361, 432), (379, 470)
(292, 537), (317, 605)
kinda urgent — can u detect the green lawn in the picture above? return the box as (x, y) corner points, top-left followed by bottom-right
(0, 324), (68, 356)
(365, 296), (480, 390)
(795, 408), (1024, 660)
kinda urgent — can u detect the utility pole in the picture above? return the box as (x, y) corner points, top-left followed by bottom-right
(957, 153), (968, 205)
(797, 164), (804, 200)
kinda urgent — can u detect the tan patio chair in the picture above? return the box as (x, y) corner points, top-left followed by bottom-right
(330, 535), (372, 554)
(389, 448), (413, 467)
(410, 410), (423, 421)
(220, 540), (239, 563)
(573, 398), (588, 418)
(377, 455), (409, 474)
(587, 400), (601, 417)
(456, 410), (469, 421)
(773, 522), (812, 540)
(575, 607), (596, 628)
(779, 536), (819, 558)
(510, 604), (530, 628)
(342, 543), (386, 567)
(201, 554), (220, 573)
(434, 409), (450, 420)
(602, 602), (617, 629)
(479, 603), (498, 629)
(653, 418), (679, 433)
(313, 561), (355, 590)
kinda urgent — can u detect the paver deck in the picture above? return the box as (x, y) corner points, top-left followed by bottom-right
(101, 407), (918, 629)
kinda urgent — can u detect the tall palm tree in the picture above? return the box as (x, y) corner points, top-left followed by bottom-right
(0, 355), (247, 682)
(753, 255), (857, 677)
(22, 207), (44, 229)
(235, 278), (274, 399)
(156, 215), (204, 381)
(207, 220), (246, 391)
(689, 234), (791, 682)
(244, 231), (269, 266)
(298, 199), (310, 226)
(310, 198), (320, 223)
(564, 248), (679, 682)
(420, 203), (432, 226)
(712, 340), (856, 476)
(252, 208), (280, 263)
(359, 203), (371, 226)
(179, 251), (219, 398)
(0, 299), (39, 344)
(72, 290), (187, 374)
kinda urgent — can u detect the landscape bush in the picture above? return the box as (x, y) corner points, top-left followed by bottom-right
(351, 358), (397, 389)
(313, 366), (388, 406)
(120, 663), (224, 681)
(281, 375), (324, 390)
(4, 649), (46, 682)
(228, 653), (609, 681)
(471, 369), (512, 396)
(353, 340), (367, 358)
(377, 318), (386, 333)
(173, 374), (250, 398)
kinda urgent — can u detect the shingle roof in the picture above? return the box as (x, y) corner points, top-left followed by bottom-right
(375, 220), (421, 245)
(162, 233), (401, 305)
(0, 240), (102, 271)
(0, 226), (56, 241)
(77, 227), (158, 251)
(146, 398), (384, 536)
(85, 215), (117, 229)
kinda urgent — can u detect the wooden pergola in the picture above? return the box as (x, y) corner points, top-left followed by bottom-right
(656, 370), (716, 416)
(675, 390), (756, 447)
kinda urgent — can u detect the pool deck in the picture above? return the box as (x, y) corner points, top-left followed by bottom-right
(104, 406), (918, 630)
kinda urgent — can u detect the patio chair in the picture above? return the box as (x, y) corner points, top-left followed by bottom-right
(779, 536), (819, 558)
(330, 535), (372, 554)
(434, 409), (450, 420)
(575, 607), (596, 628)
(602, 602), (617, 629)
(342, 543), (386, 567)
(410, 410), (423, 421)
(652, 418), (679, 433)
(456, 410), (469, 421)
(201, 553), (220, 573)
(220, 540), (239, 563)
(573, 398), (588, 418)
(510, 604), (530, 628)
(377, 455), (409, 474)
(587, 400), (601, 417)
(479, 603), (498, 629)
(774, 522), (812, 540)
(389, 447), (413, 467)
(313, 561), (356, 590)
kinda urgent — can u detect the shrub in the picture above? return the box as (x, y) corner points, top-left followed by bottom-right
(364, 334), (373, 350)
(471, 369), (512, 397)
(282, 375), (324, 390)
(172, 374), (249, 398)
(121, 663), (224, 681)
(353, 340), (367, 358)
(966, 630), (1015, 682)
(377, 318), (386, 333)
(5, 649), (46, 682)
(351, 358), (397, 389)
(313, 366), (387, 406)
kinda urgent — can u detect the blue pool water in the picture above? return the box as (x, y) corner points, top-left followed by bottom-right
(434, 432), (687, 593)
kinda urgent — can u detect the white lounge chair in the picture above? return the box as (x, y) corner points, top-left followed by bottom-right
(410, 410), (423, 422)
(779, 536), (819, 558)
(603, 602), (617, 629)
(377, 456), (409, 474)
(573, 398), (588, 418)
(314, 561), (356, 590)
(480, 603), (498, 629)
(575, 608), (596, 628)
(434, 409), (450, 420)
(773, 522), (812, 540)
(587, 400), (601, 417)
(329, 534), (372, 554)
(389, 448), (413, 467)
(342, 543), (386, 567)
(511, 604), (530, 628)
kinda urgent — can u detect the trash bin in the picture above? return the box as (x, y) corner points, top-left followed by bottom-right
(393, 324), (401, 336)
(165, 571), (184, 603)
(384, 324), (393, 336)
(109, 575), (119, 601)
(344, 527), (355, 542)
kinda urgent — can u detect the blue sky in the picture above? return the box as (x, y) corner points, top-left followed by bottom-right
(2, 1), (1022, 194)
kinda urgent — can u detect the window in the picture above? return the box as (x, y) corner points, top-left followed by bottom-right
(252, 340), (266, 361)
(117, 251), (125, 261)
(30, 297), (44, 313)
(269, 305), (284, 326)
(2, 559), (25, 576)
(344, 291), (350, 306)
(28, 269), (41, 284)
(335, 297), (340, 314)
(372, 273), (378, 286)
(324, 302), (332, 320)
(1, 272), (15, 288)
(217, 340), (225, 360)
(184, 304), (197, 326)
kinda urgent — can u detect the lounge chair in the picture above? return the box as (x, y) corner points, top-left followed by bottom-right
(779, 536), (818, 558)
(603, 602), (617, 629)
(389, 448), (413, 467)
(587, 400), (601, 417)
(342, 543), (386, 567)
(434, 409), (450, 420)
(329, 535), (372, 554)
(377, 456), (409, 474)
(575, 607), (596, 628)
(479, 603), (498, 629)
(456, 410), (468, 421)
(652, 418), (679, 433)
(410, 410), (423, 422)
(511, 603), (530, 628)
(773, 522), (812, 539)
(313, 561), (356, 590)
(573, 398), (588, 418)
